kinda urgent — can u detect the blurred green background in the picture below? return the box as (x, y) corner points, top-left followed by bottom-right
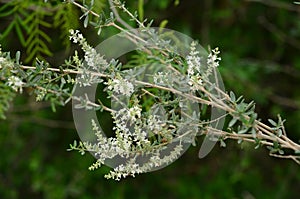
(1, 0), (300, 198)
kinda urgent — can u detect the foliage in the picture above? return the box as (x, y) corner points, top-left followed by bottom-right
(1, 0), (300, 198)
(0, 0), (105, 63)
(1, 0), (300, 181)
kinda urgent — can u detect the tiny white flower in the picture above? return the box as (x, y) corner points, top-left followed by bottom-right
(129, 106), (142, 121)
(78, 33), (83, 40)
(153, 71), (168, 85)
(69, 29), (82, 43)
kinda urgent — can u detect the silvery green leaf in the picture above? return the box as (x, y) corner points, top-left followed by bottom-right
(268, 119), (277, 126)
(97, 27), (102, 35)
(238, 128), (248, 134)
(277, 129), (282, 137)
(229, 91), (236, 102)
(15, 51), (20, 64)
(220, 139), (226, 147)
(228, 117), (237, 127)
(84, 15), (89, 28)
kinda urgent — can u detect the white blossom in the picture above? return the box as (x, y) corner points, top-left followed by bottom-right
(84, 47), (108, 70)
(153, 71), (168, 85)
(0, 57), (13, 69)
(188, 74), (203, 90)
(186, 41), (201, 77)
(107, 76), (134, 97)
(207, 47), (221, 68)
(128, 106), (142, 121)
(7, 76), (25, 93)
(147, 115), (163, 133)
(69, 29), (84, 44)
(185, 42), (204, 88)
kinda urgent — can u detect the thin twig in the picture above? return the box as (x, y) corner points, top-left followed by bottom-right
(108, 0), (133, 30)
(270, 153), (300, 165)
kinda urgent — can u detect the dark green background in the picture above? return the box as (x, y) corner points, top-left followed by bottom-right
(1, 0), (300, 198)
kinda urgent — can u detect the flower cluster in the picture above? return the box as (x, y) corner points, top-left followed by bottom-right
(84, 48), (108, 70)
(6, 76), (25, 93)
(69, 30), (109, 87)
(186, 42), (203, 89)
(106, 75), (134, 97)
(0, 56), (13, 71)
(69, 29), (84, 44)
(153, 71), (169, 85)
(80, 106), (184, 180)
(207, 47), (221, 68)
(186, 41), (201, 77)
(104, 143), (183, 180)
(70, 29), (109, 71)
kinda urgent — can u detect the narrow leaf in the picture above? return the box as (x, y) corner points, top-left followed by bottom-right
(229, 91), (236, 101)
(15, 51), (20, 64)
(228, 117), (237, 128)
(15, 21), (26, 46)
(268, 119), (277, 126)
(84, 15), (89, 28)
(138, 0), (144, 21)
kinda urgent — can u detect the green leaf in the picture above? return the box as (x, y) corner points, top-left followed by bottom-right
(229, 91), (236, 102)
(159, 20), (168, 33)
(14, 20), (26, 46)
(97, 27), (102, 35)
(39, 20), (52, 28)
(25, 28), (37, 47)
(25, 48), (39, 63)
(84, 14), (89, 28)
(278, 150), (284, 155)
(268, 119), (277, 126)
(251, 128), (256, 137)
(0, 3), (17, 17)
(228, 117), (237, 128)
(0, 20), (15, 39)
(220, 139), (226, 147)
(15, 51), (20, 64)
(238, 128), (248, 134)
(16, 14), (29, 32)
(276, 129), (282, 137)
(238, 102), (248, 113)
(38, 30), (52, 43)
(138, 0), (144, 22)
(31, 75), (43, 84)
(23, 12), (36, 28)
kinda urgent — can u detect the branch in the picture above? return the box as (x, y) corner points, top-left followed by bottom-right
(108, 0), (133, 29)
(17, 63), (300, 162)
